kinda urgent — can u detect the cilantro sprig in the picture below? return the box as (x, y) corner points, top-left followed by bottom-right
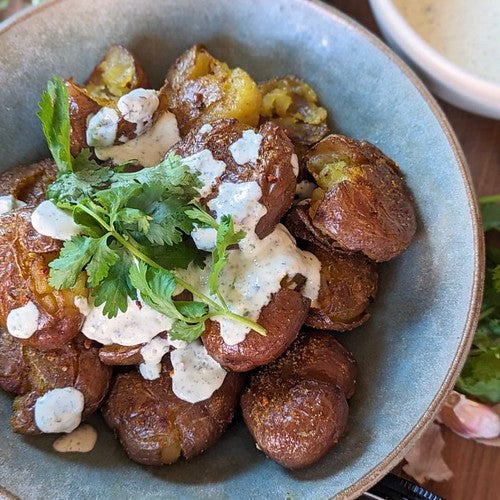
(38, 76), (266, 342)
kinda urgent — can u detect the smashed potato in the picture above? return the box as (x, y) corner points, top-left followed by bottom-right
(165, 45), (262, 135)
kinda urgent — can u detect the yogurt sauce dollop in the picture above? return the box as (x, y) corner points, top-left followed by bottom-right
(6, 301), (39, 339)
(31, 200), (80, 241)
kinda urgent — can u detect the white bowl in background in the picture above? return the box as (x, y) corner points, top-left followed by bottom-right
(370, 0), (500, 119)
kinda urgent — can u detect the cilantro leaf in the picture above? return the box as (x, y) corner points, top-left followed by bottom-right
(186, 204), (218, 229)
(115, 208), (150, 234)
(48, 236), (97, 289)
(86, 236), (120, 287)
(175, 301), (207, 318)
(208, 215), (245, 295)
(37, 76), (72, 173)
(143, 242), (205, 270)
(169, 320), (205, 343)
(480, 195), (500, 232)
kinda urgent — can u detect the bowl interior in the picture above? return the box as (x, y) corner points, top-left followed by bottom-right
(0, 0), (480, 498)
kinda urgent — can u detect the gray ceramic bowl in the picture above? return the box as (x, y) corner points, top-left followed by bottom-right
(0, 0), (483, 498)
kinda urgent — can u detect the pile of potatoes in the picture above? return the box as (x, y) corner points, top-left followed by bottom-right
(0, 45), (416, 469)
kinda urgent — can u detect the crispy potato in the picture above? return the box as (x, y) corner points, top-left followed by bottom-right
(98, 343), (143, 366)
(173, 118), (296, 239)
(0, 207), (87, 350)
(85, 45), (150, 102)
(165, 45), (261, 135)
(241, 331), (355, 468)
(0, 329), (112, 435)
(0, 159), (57, 206)
(202, 288), (310, 372)
(103, 359), (244, 465)
(259, 76), (329, 161)
(305, 134), (417, 262)
(306, 244), (378, 331)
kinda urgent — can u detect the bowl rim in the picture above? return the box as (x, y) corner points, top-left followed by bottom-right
(369, 0), (500, 116)
(0, 0), (485, 498)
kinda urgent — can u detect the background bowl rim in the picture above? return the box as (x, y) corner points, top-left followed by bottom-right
(0, 0), (484, 497)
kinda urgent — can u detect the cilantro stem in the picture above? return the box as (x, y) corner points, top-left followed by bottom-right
(480, 194), (500, 204)
(77, 203), (267, 336)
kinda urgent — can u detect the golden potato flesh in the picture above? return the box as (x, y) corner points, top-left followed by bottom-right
(306, 134), (417, 262)
(165, 45), (262, 135)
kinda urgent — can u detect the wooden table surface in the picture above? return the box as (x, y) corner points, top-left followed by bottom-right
(2, 1), (500, 499)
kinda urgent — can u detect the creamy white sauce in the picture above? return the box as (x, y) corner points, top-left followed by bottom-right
(86, 107), (119, 147)
(139, 335), (171, 380)
(190, 226), (217, 252)
(0, 194), (26, 214)
(291, 153), (299, 177)
(34, 388), (84, 434)
(394, 0), (500, 84)
(170, 340), (226, 403)
(95, 111), (180, 167)
(6, 301), (39, 339)
(295, 180), (317, 201)
(198, 123), (213, 134)
(182, 149), (226, 198)
(180, 181), (321, 345)
(79, 296), (173, 346)
(117, 88), (159, 136)
(53, 424), (97, 453)
(229, 130), (262, 165)
(31, 200), (80, 241)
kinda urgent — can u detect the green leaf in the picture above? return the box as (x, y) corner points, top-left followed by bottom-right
(92, 249), (137, 318)
(95, 184), (142, 224)
(208, 214), (245, 295)
(480, 196), (500, 232)
(169, 320), (205, 343)
(185, 204), (218, 229)
(143, 242), (205, 270)
(86, 235), (120, 287)
(115, 208), (150, 234)
(37, 76), (72, 173)
(175, 301), (207, 319)
(48, 236), (97, 289)
(493, 265), (500, 293)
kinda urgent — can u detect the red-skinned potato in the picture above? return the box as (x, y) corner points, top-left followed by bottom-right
(306, 134), (417, 262)
(0, 329), (112, 435)
(241, 331), (356, 469)
(103, 359), (244, 465)
(0, 207), (87, 350)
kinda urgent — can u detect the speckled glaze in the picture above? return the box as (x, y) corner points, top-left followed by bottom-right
(0, 0), (483, 498)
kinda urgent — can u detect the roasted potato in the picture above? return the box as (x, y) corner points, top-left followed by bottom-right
(0, 207), (87, 350)
(85, 45), (150, 102)
(203, 288), (310, 372)
(306, 134), (417, 262)
(0, 159), (57, 206)
(103, 359), (244, 465)
(0, 329), (111, 435)
(173, 118), (296, 239)
(259, 76), (329, 161)
(98, 343), (143, 366)
(165, 45), (262, 135)
(241, 331), (355, 469)
(306, 244), (378, 331)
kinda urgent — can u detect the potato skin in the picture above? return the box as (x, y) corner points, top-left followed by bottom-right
(103, 360), (244, 465)
(241, 331), (355, 469)
(0, 329), (112, 435)
(0, 207), (87, 350)
(202, 288), (310, 372)
(98, 343), (143, 366)
(306, 134), (417, 262)
(306, 245), (378, 331)
(173, 118), (296, 239)
(0, 159), (57, 206)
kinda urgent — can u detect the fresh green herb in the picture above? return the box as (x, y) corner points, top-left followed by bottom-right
(37, 77), (72, 173)
(456, 195), (500, 403)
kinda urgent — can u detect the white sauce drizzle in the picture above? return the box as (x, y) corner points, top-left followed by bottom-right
(198, 123), (213, 135)
(291, 153), (299, 177)
(6, 301), (39, 339)
(229, 130), (262, 165)
(95, 111), (180, 167)
(53, 424), (97, 453)
(182, 149), (226, 198)
(86, 107), (119, 147)
(31, 200), (80, 241)
(117, 88), (159, 136)
(170, 340), (227, 403)
(0, 194), (26, 214)
(190, 226), (217, 252)
(295, 180), (317, 201)
(79, 296), (173, 346)
(180, 181), (321, 345)
(139, 336), (171, 380)
(34, 388), (84, 434)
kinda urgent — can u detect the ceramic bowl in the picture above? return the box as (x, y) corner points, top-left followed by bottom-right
(369, 0), (500, 119)
(0, 0), (483, 498)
